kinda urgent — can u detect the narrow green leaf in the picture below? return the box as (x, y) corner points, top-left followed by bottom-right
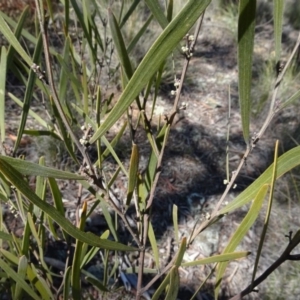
(144, 0), (169, 29)
(172, 204), (179, 245)
(0, 258), (40, 300)
(80, 245), (100, 269)
(99, 198), (119, 242)
(165, 267), (179, 300)
(238, 0), (256, 144)
(48, 178), (65, 216)
(71, 248), (82, 298)
(28, 263), (53, 300)
(101, 135), (128, 176)
(58, 37), (71, 105)
(88, 7), (104, 52)
(81, 60), (89, 117)
(127, 15), (153, 54)
(12, 233), (22, 255)
(49, 96), (79, 165)
(0, 204), (3, 248)
(45, 0), (55, 21)
(69, 0), (93, 51)
(21, 219), (32, 256)
(100, 121), (128, 161)
(70, 102), (96, 129)
(215, 184), (268, 298)
(82, 0), (96, 70)
(153, 239), (186, 299)
(89, 0), (211, 144)
(72, 202), (87, 299)
(6, 6), (29, 66)
(125, 267), (157, 274)
(109, 9), (133, 80)
(0, 158), (136, 251)
(0, 47), (6, 145)
(273, 0), (285, 63)
(0, 248), (19, 265)
(126, 144), (139, 206)
(56, 54), (82, 87)
(138, 122), (168, 205)
(0, 155), (85, 180)
(0, 192), (7, 202)
(23, 130), (61, 140)
(174, 237), (186, 267)
(64, 0), (70, 36)
(0, 11), (57, 57)
(27, 213), (42, 251)
(148, 221), (160, 270)
(251, 141), (279, 286)
(83, 271), (109, 292)
(35, 156), (46, 209)
(0, 231), (14, 242)
(0, 14), (33, 67)
(152, 271), (171, 300)
(119, 0), (140, 28)
(182, 251), (250, 267)
(8, 92), (50, 128)
(13, 34), (43, 155)
(220, 145), (300, 215)
(27, 211), (49, 276)
(167, 0), (174, 22)
(279, 88), (300, 110)
(15, 255), (28, 300)
(63, 266), (72, 300)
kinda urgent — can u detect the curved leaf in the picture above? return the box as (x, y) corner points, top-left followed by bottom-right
(215, 184), (268, 298)
(13, 34), (43, 155)
(0, 258), (40, 300)
(63, 267), (72, 300)
(15, 255), (28, 300)
(89, 0), (211, 144)
(182, 251), (250, 267)
(0, 158), (136, 251)
(0, 46), (6, 145)
(273, 0), (284, 63)
(220, 145), (300, 215)
(0, 156), (85, 180)
(126, 143), (139, 206)
(251, 141), (279, 285)
(238, 0), (256, 144)
(0, 14), (33, 67)
(144, 0), (169, 29)
(109, 9), (133, 80)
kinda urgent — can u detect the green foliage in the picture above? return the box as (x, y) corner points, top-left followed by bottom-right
(0, 0), (299, 299)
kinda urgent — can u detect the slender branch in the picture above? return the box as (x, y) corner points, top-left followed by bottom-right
(136, 12), (206, 299)
(33, 2), (143, 248)
(189, 30), (300, 245)
(32, 0), (142, 246)
(230, 230), (300, 300)
(33, 0), (96, 178)
(139, 254), (178, 295)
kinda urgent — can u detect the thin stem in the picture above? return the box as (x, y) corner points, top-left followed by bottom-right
(33, 0), (96, 178)
(230, 230), (300, 300)
(189, 30), (300, 245)
(136, 12), (206, 299)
